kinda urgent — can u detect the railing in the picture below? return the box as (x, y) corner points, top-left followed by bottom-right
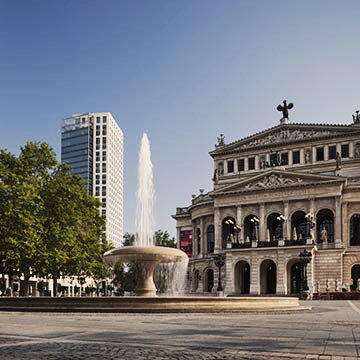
(229, 238), (311, 249)
(176, 207), (189, 215)
(191, 194), (212, 205)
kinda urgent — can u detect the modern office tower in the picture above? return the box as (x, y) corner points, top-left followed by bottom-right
(61, 112), (123, 247)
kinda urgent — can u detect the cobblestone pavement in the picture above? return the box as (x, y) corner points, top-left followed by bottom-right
(1, 301), (360, 359)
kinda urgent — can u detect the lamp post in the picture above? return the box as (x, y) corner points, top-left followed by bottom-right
(1, 260), (5, 295)
(299, 249), (312, 291)
(213, 253), (226, 292)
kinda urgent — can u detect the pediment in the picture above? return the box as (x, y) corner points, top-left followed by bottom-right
(211, 170), (345, 195)
(211, 123), (358, 155)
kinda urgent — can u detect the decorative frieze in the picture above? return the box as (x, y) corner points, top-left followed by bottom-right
(245, 174), (303, 190)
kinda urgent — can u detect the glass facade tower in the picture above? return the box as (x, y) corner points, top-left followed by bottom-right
(61, 113), (123, 247)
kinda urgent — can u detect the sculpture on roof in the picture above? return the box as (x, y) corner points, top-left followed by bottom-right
(215, 134), (225, 148)
(277, 100), (294, 119)
(353, 110), (360, 125)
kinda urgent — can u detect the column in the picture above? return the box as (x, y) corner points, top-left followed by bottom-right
(300, 148), (305, 164)
(236, 205), (243, 242)
(335, 196), (342, 248)
(255, 155), (260, 170)
(324, 145), (329, 161)
(200, 217), (206, 256)
(266, 153), (270, 165)
(192, 222), (196, 257)
(312, 147), (316, 164)
(234, 158), (238, 173)
(336, 143), (341, 155)
(214, 207), (221, 252)
(284, 201), (290, 240)
(244, 157), (249, 171)
(342, 201), (348, 247)
(350, 141), (354, 158)
(250, 257), (259, 295)
(176, 227), (181, 249)
(310, 198), (315, 241)
(289, 150), (293, 166)
(259, 203), (265, 241)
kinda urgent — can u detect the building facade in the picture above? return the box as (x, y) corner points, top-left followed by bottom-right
(61, 112), (123, 247)
(173, 114), (360, 296)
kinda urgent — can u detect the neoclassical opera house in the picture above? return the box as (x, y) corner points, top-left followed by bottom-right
(172, 108), (360, 296)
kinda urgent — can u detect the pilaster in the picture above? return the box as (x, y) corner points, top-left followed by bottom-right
(284, 201), (290, 240)
(214, 207), (221, 252)
(236, 205), (243, 242)
(335, 196), (342, 248)
(259, 203), (265, 241)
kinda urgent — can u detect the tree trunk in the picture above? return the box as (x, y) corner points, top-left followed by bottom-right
(23, 275), (30, 297)
(52, 276), (58, 297)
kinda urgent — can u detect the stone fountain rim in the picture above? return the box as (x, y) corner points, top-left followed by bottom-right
(104, 246), (188, 264)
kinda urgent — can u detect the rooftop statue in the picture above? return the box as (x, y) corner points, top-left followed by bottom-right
(353, 110), (360, 125)
(215, 134), (225, 148)
(277, 100), (294, 119)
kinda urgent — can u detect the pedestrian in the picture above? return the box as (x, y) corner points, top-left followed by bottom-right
(341, 283), (347, 292)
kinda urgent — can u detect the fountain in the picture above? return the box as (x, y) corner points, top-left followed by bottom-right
(104, 133), (188, 297)
(0, 134), (308, 312)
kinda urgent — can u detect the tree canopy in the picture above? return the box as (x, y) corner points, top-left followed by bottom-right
(0, 142), (110, 296)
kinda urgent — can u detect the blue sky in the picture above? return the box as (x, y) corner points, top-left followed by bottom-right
(1, 1), (360, 237)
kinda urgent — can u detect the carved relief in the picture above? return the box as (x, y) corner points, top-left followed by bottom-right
(238, 129), (336, 149)
(245, 174), (303, 190)
(305, 148), (312, 164)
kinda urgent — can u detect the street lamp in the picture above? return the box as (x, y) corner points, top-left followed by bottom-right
(213, 253), (226, 292)
(299, 249), (312, 291)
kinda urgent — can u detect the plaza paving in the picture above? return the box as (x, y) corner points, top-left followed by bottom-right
(0, 301), (360, 359)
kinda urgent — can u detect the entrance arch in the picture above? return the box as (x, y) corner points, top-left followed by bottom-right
(288, 261), (304, 294)
(351, 264), (360, 291)
(234, 261), (250, 294)
(204, 269), (214, 293)
(260, 259), (277, 294)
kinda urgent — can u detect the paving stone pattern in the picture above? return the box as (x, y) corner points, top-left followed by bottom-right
(0, 301), (360, 359)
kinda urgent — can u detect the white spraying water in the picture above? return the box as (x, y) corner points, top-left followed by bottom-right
(135, 133), (155, 247)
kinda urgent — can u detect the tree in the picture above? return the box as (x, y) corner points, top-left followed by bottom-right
(39, 162), (109, 296)
(0, 142), (109, 296)
(0, 143), (57, 296)
(154, 230), (177, 248)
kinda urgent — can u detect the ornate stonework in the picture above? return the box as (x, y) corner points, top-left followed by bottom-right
(238, 129), (336, 149)
(245, 174), (303, 190)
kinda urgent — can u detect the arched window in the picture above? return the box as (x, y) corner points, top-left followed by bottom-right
(350, 214), (360, 246)
(267, 213), (283, 241)
(291, 211), (309, 240)
(207, 225), (215, 253)
(244, 215), (259, 242)
(222, 217), (236, 249)
(317, 209), (334, 243)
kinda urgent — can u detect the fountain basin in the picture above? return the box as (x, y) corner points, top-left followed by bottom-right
(0, 296), (309, 313)
(104, 246), (188, 297)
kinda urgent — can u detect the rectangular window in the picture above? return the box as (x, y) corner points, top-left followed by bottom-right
(238, 159), (245, 172)
(96, 175), (100, 185)
(96, 117), (100, 123)
(227, 160), (234, 173)
(248, 157), (255, 170)
(102, 137), (107, 143)
(316, 147), (324, 161)
(95, 187), (100, 196)
(96, 144), (100, 150)
(96, 138), (100, 144)
(102, 163), (106, 172)
(281, 152), (289, 165)
(102, 116), (107, 123)
(102, 144), (106, 150)
(341, 144), (349, 158)
(329, 145), (337, 160)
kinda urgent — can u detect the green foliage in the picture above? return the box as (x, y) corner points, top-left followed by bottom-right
(154, 230), (177, 248)
(0, 141), (109, 296)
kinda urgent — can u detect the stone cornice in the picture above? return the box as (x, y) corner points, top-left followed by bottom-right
(210, 123), (360, 158)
